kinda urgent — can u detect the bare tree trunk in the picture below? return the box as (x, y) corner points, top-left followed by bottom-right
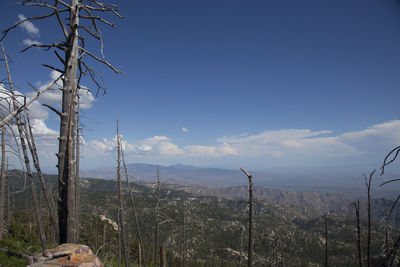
(154, 168), (161, 267)
(58, 0), (79, 244)
(6, 164), (11, 226)
(325, 213), (328, 267)
(183, 207), (187, 267)
(0, 127), (6, 240)
(240, 168), (253, 267)
(139, 242), (142, 267)
(116, 114), (130, 267)
(24, 116), (58, 238)
(354, 201), (362, 267)
(364, 170), (375, 267)
(121, 147), (146, 266)
(2, 41), (47, 250)
(117, 208), (121, 267)
(75, 97), (81, 243)
(160, 243), (167, 267)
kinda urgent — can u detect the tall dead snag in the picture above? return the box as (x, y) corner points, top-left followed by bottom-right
(2, 41), (47, 249)
(240, 168), (253, 267)
(0, 127), (6, 240)
(160, 242), (166, 267)
(364, 170), (375, 267)
(1, 0), (122, 244)
(354, 201), (362, 267)
(23, 115), (58, 237)
(116, 114), (130, 267)
(324, 213), (328, 267)
(154, 168), (161, 267)
(121, 146), (146, 266)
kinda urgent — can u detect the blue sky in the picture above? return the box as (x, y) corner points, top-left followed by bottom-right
(1, 0), (400, 173)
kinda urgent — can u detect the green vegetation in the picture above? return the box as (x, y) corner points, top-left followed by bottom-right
(0, 170), (396, 266)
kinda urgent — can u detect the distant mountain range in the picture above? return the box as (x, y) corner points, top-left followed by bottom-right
(81, 163), (400, 199)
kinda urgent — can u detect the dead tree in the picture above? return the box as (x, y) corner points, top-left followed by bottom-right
(121, 145), (146, 266)
(325, 213), (328, 267)
(154, 168), (161, 267)
(364, 170), (375, 267)
(240, 168), (253, 267)
(23, 115), (58, 237)
(2, 40), (47, 249)
(0, 127), (6, 240)
(116, 114), (130, 267)
(1, 0), (122, 244)
(354, 201), (362, 267)
(182, 200), (191, 267)
(160, 242), (167, 267)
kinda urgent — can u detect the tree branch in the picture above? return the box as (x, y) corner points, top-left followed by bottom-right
(381, 145), (400, 175)
(0, 75), (62, 128)
(42, 104), (62, 117)
(1, 12), (57, 42)
(78, 46), (122, 73)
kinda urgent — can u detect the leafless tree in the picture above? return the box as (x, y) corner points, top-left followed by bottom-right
(0, 127), (6, 240)
(240, 168), (253, 267)
(324, 213), (328, 267)
(1, 0), (122, 244)
(116, 114), (130, 267)
(1, 40), (47, 249)
(154, 167), (161, 267)
(364, 170), (375, 267)
(121, 144), (146, 266)
(23, 115), (58, 237)
(354, 201), (362, 267)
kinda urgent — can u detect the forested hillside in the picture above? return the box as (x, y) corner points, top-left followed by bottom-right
(0, 170), (396, 266)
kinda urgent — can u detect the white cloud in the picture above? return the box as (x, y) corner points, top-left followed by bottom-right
(135, 136), (184, 156)
(22, 39), (42, 46)
(185, 144), (238, 157)
(181, 127), (189, 133)
(215, 120), (400, 159)
(30, 71), (95, 110)
(77, 120), (400, 169)
(18, 14), (40, 37)
(88, 135), (184, 156)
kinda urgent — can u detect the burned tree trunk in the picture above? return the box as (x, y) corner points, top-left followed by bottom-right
(57, 0), (79, 244)
(354, 201), (362, 267)
(24, 115), (58, 238)
(116, 114), (130, 267)
(2, 41), (47, 250)
(0, 127), (6, 240)
(364, 170), (375, 267)
(1, 0), (122, 245)
(325, 213), (328, 267)
(240, 168), (253, 267)
(154, 168), (161, 267)
(121, 147), (146, 266)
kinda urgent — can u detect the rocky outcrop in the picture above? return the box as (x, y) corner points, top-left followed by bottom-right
(27, 243), (103, 267)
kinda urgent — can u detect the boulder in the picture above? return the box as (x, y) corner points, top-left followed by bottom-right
(27, 243), (103, 267)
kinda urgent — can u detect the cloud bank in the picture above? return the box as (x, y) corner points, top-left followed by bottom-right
(85, 120), (400, 168)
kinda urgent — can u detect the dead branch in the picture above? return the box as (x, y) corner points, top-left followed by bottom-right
(0, 74), (62, 128)
(20, 43), (66, 53)
(1, 12), (58, 42)
(78, 46), (122, 73)
(42, 64), (64, 74)
(79, 15), (115, 27)
(42, 104), (62, 118)
(381, 146), (400, 175)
